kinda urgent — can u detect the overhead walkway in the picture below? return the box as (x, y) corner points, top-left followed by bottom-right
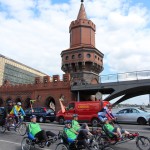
(71, 70), (150, 105)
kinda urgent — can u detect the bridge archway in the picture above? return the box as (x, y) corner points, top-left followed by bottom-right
(104, 85), (150, 106)
(45, 96), (56, 111)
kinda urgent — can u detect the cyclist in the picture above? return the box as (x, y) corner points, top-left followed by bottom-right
(9, 102), (25, 124)
(5, 100), (14, 130)
(103, 118), (132, 139)
(27, 115), (57, 146)
(106, 104), (116, 122)
(98, 104), (116, 123)
(6, 100), (14, 115)
(98, 105), (108, 123)
(64, 120), (91, 150)
(72, 114), (92, 136)
(72, 114), (81, 131)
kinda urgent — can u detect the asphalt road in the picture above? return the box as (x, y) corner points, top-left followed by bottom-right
(0, 123), (150, 150)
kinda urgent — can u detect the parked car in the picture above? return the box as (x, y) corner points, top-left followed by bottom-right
(24, 107), (55, 123)
(0, 107), (6, 126)
(114, 108), (150, 125)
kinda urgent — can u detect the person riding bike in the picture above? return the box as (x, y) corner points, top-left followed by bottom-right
(27, 115), (57, 147)
(64, 120), (91, 150)
(5, 100), (14, 130)
(9, 102), (25, 124)
(6, 100), (14, 115)
(106, 104), (116, 122)
(103, 118), (132, 140)
(72, 114), (92, 136)
(98, 105), (108, 123)
(98, 104), (116, 123)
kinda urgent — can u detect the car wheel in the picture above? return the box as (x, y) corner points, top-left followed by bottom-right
(148, 118), (150, 126)
(50, 119), (54, 122)
(59, 117), (64, 125)
(137, 117), (146, 125)
(39, 117), (45, 123)
(91, 118), (99, 127)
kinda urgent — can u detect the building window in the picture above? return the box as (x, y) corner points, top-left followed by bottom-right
(95, 55), (97, 59)
(72, 55), (75, 59)
(65, 56), (69, 60)
(86, 54), (91, 58)
(78, 54), (82, 58)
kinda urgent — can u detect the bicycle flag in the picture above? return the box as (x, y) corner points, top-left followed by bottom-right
(59, 99), (65, 113)
(30, 100), (36, 103)
(30, 100), (36, 113)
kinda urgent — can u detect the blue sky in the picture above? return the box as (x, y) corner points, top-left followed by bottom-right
(51, 0), (68, 4)
(0, 0), (150, 104)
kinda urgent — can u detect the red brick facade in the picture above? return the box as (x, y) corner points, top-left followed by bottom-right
(0, 74), (73, 112)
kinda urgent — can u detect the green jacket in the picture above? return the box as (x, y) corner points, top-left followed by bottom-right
(28, 122), (41, 136)
(64, 127), (77, 140)
(72, 120), (80, 131)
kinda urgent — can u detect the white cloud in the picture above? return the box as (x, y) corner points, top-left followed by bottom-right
(0, 0), (150, 77)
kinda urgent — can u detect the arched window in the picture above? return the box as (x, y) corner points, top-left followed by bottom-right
(72, 55), (75, 59)
(65, 56), (69, 60)
(86, 54), (91, 58)
(78, 54), (82, 58)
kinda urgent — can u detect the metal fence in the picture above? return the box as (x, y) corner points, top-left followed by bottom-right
(100, 70), (150, 83)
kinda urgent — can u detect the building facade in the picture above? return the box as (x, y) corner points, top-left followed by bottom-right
(0, 54), (47, 85)
(0, 1), (103, 112)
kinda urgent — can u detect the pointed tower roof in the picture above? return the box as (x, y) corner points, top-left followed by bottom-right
(77, 1), (87, 20)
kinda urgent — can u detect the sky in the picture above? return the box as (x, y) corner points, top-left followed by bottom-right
(0, 0), (150, 105)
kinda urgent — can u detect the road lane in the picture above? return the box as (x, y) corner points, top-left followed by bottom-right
(0, 123), (149, 150)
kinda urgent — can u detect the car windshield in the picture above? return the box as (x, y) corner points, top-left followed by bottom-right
(46, 109), (54, 113)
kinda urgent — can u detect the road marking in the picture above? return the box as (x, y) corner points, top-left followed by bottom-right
(126, 128), (150, 133)
(0, 140), (52, 150)
(0, 140), (20, 145)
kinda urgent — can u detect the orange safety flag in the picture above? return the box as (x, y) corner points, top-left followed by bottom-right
(30, 100), (36, 113)
(59, 99), (65, 113)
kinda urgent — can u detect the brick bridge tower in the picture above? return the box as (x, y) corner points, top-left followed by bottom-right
(61, 0), (104, 85)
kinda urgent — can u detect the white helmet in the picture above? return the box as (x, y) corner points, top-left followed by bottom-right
(17, 102), (22, 106)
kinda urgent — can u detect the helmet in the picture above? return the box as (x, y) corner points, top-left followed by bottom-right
(17, 102), (22, 106)
(64, 120), (72, 124)
(30, 115), (36, 119)
(72, 114), (78, 117)
(103, 118), (108, 122)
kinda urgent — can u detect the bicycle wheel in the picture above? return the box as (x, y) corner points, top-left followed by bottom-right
(17, 123), (27, 136)
(21, 137), (31, 150)
(91, 139), (99, 150)
(136, 136), (150, 150)
(1, 125), (6, 133)
(55, 143), (68, 150)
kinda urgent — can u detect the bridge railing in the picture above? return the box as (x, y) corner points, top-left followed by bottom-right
(100, 70), (150, 83)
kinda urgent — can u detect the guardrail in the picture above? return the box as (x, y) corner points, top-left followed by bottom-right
(100, 70), (150, 83)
